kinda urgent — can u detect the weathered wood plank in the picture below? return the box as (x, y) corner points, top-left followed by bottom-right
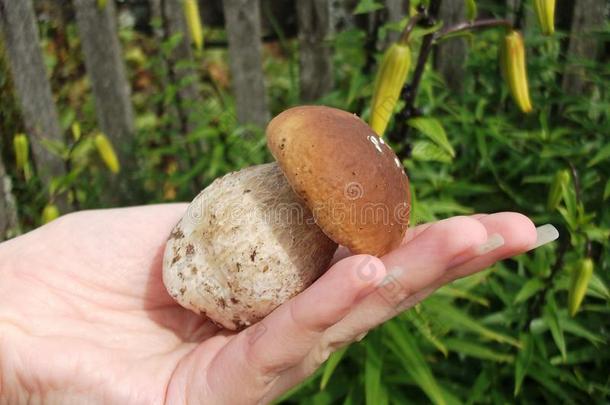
(297, 0), (334, 102)
(222, 0), (269, 127)
(0, 156), (20, 241)
(329, 0), (358, 32)
(0, 0), (70, 211)
(160, 0), (204, 135)
(73, 0), (135, 163)
(434, 0), (468, 94)
(562, 0), (606, 95)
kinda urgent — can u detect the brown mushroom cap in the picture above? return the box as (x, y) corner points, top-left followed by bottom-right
(267, 105), (410, 256)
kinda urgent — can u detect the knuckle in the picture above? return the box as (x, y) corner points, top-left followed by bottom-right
(376, 272), (411, 309)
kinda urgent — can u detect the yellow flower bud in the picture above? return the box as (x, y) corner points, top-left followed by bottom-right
(500, 31), (533, 113)
(184, 0), (204, 51)
(166, 161), (179, 175)
(533, 0), (555, 36)
(465, 0), (477, 22)
(71, 123), (82, 142)
(568, 258), (594, 317)
(163, 182), (177, 200)
(42, 204), (60, 224)
(94, 133), (121, 174)
(13, 134), (29, 172)
(370, 42), (412, 136)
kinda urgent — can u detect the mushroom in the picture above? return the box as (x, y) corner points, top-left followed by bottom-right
(163, 105), (410, 330)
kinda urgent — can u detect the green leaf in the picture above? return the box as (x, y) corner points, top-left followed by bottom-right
(466, 371), (491, 405)
(411, 141), (453, 163)
(425, 200), (475, 215)
(543, 300), (567, 361)
(364, 329), (384, 405)
(514, 334), (533, 396)
(561, 174), (578, 215)
(547, 169), (570, 211)
(135, 113), (158, 131)
(474, 99), (487, 121)
(528, 363), (576, 403)
(426, 299), (520, 347)
(408, 117), (455, 157)
(407, 310), (449, 356)
(342, 389), (355, 405)
(319, 346), (348, 390)
(444, 338), (514, 363)
(451, 270), (490, 292)
(513, 278), (545, 304)
(41, 139), (68, 159)
(587, 142), (610, 167)
(550, 345), (610, 365)
(437, 286), (490, 307)
(346, 72), (368, 106)
(60, 108), (76, 131)
(560, 316), (605, 346)
(534, 355), (591, 392)
(353, 0), (384, 14)
(582, 224), (610, 243)
(476, 132), (489, 164)
(588, 272), (610, 299)
(205, 143), (226, 179)
(385, 321), (446, 405)
(603, 178), (610, 201)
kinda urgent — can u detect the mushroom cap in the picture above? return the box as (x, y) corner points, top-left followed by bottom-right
(163, 162), (338, 330)
(267, 105), (410, 256)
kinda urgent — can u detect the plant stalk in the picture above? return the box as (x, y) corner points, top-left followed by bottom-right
(435, 18), (512, 39)
(388, 7), (513, 148)
(387, 0), (442, 145)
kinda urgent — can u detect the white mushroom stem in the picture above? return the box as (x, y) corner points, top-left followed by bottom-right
(162, 162), (338, 330)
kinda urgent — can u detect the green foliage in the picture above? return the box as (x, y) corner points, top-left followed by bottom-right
(1, 1), (608, 403)
(282, 4), (610, 405)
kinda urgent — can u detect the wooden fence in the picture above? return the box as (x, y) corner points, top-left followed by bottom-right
(0, 0), (607, 240)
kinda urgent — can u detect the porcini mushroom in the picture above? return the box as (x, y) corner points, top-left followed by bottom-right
(163, 106), (410, 330)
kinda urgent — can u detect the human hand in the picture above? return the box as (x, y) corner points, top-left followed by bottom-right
(0, 205), (549, 404)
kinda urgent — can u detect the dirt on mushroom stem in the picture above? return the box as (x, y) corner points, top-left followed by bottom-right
(162, 162), (338, 330)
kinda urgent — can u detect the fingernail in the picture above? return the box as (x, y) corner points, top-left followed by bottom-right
(473, 233), (505, 255)
(530, 224), (559, 250)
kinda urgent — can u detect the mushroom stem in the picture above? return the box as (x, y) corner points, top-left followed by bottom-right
(163, 162), (338, 330)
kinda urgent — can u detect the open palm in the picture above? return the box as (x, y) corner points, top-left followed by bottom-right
(0, 204), (540, 404)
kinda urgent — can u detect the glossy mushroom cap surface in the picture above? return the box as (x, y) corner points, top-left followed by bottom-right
(267, 105), (410, 256)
